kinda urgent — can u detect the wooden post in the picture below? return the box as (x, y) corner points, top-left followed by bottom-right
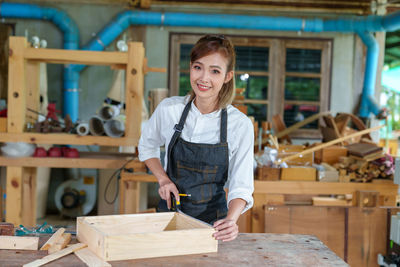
(6, 37), (28, 226)
(125, 42), (144, 144)
(22, 167), (37, 227)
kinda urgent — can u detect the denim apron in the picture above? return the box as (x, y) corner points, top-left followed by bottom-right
(158, 100), (229, 224)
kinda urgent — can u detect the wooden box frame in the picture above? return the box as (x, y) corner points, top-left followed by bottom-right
(77, 212), (217, 261)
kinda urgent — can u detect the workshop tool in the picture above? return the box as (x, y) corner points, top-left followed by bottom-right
(170, 193), (181, 212)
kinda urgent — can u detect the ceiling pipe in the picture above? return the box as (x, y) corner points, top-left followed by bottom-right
(0, 2), (80, 121)
(1, 2), (400, 120)
(77, 10), (400, 119)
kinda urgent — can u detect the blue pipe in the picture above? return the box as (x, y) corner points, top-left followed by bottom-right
(0, 2), (80, 121)
(2, 3), (400, 119)
(357, 31), (381, 117)
(77, 10), (400, 118)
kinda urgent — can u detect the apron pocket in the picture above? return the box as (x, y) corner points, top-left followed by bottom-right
(177, 161), (218, 204)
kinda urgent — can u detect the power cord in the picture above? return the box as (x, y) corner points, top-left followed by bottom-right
(104, 159), (134, 205)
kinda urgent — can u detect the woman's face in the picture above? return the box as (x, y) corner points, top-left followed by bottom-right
(190, 52), (233, 104)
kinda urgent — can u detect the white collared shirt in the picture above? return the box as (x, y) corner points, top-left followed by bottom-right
(138, 96), (254, 213)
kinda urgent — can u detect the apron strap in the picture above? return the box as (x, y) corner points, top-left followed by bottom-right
(220, 108), (227, 143)
(167, 100), (192, 174)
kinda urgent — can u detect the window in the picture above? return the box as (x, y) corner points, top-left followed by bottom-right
(169, 34), (332, 138)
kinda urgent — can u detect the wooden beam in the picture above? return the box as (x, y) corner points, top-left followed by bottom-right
(48, 233), (72, 254)
(0, 236), (39, 250)
(23, 243), (87, 267)
(0, 132), (138, 146)
(124, 42), (144, 141)
(0, 152), (142, 169)
(254, 181), (398, 197)
(276, 125), (383, 164)
(276, 111), (330, 138)
(22, 167), (37, 227)
(40, 228), (65, 250)
(74, 247), (111, 267)
(24, 48), (127, 66)
(6, 167), (23, 226)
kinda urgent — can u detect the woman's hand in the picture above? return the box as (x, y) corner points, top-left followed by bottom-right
(212, 218), (239, 242)
(158, 177), (179, 210)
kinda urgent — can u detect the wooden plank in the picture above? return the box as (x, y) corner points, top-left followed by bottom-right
(276, 125), (383, 164)
(22, 167), (37, 227)
(120, 180), (140, 214)
(24, 48), (127, 65)
(291, 206), (345, 260)
(124, 42), (144, 142)
(312, 197), (352, 206)
(285, 72), (321, 78)
(272, 114), (291, 143)
(285, 39), (326, 49)
(264, 206), (290, 234)
(40, 228), (65, 250)
(23, 243), (87, 267)
(237, 209), (252, 233)
(0, 152), (141, 169)
(6, 167), (23, 226)
(25, 61), (40, 123)
(48, 233), (72, 254)
(254, 180), (398, 199)
(0, 222), (14, 236)
(0, 236), (39, 250)
(320, 41), (332, 121)
(120, 173), (157, 182)
(0, 132), (138, 146)
(347, 207), (387, 267)
(276, 111), (330, 138)
(8, 37), (27, 133)
(74, 247), (111, 267)
(280, 167), (316, 181)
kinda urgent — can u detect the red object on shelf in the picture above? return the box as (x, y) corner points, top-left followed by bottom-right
(63, 148), (79, 158)
(33, 147), (47, 157)
(0, 109), (7, 117)
(48, 147), (62, 157)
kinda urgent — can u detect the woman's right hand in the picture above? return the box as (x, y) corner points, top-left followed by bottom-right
(158, 177), (179, 210)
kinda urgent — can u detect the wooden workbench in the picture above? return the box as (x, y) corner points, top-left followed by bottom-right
(0, 233), (347, 266)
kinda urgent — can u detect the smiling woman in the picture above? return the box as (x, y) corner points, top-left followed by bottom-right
(138, 34), (254, 242)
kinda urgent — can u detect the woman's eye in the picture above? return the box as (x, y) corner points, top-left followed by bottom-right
(193, 65), (201, 70)
(212, 69), (220, 74)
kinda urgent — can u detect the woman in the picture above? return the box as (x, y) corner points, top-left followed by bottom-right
(138, 35), (254, 242)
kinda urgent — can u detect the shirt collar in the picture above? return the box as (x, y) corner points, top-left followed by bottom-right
(190, 98), (221, 118)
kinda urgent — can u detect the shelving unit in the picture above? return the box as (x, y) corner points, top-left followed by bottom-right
(251, 180), (399, 233)
(2, 36), (146, 226)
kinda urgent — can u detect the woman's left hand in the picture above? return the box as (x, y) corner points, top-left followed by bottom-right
(212, 218), (239, 242)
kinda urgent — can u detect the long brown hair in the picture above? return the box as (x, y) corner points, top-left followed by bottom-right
(189, 34), (236, 109)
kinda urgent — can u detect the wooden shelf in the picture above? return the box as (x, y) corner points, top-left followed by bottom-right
(0, 132), (137, 146)
(254, 180), (398, 196)
(24, 47), (127, 66)
(0, 152), (145, 169)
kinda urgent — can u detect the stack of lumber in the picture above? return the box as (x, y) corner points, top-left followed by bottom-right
(332, 154), (394, 183)
(0, 225), (109, 267)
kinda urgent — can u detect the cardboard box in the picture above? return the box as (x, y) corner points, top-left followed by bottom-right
(314, 145), (347, 164)
(77, 212), (217, 261)
(256, 166), (281, 181)
(281, 167), (316, 181)
(0, 118), (6, 132)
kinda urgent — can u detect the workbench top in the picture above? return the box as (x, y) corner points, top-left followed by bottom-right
(0, 233), (348, 266)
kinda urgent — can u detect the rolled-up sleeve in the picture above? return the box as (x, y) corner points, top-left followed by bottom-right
(226, 118), (254, 213)
(138, 100), (166, 162)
